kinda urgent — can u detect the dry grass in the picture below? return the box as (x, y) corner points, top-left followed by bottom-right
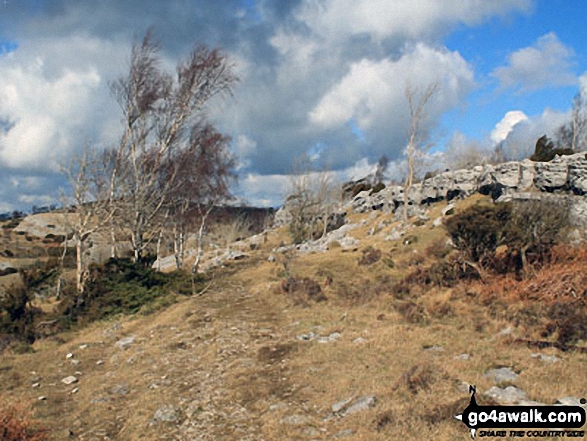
(1, 197), (586, 440)
(0, 397), (49, 441)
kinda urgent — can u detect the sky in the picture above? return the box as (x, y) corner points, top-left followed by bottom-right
(0, 0), (586, 211)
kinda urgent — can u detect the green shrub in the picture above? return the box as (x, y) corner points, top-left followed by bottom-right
(351, 182), (372, 197)
(530, 135), (574, 162)
(0, 283), (38, 345)
(370, 182), (386, 195)
(57, 258), (200, 324)
(445, 199), (569, 274)
(444, 203), (511, 263)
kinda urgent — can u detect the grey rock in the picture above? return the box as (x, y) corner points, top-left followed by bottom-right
(484, 367), (519, 383)
(339, 236), (359, 250)
(115, 335), (136, 350)
(424, 345), (444, 352)
(484, 386), (527, 404)
(281, 414), (311, 425)
(332, 397), (353, 413)
(61, 376), (78, 385)
(456, 381), (471, 394)
(531, 353), (560, 364)
(343, 396), (376, 415)
(317, 332), (341, 343)
(332, 429), (355, 438)
(534, 162), (568, 191)
(109, 383), (130, 395)
(153, 405), (180, 423)
(454, 353), (470, 360)
(353, 337), (366, 344)
(296, 332), (317, 341)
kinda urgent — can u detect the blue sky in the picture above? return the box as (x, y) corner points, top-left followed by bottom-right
(441, 0), (587, 142)
(0, 0), (586, 210)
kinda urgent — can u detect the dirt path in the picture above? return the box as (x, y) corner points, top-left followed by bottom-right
(0, 277), (310, 440)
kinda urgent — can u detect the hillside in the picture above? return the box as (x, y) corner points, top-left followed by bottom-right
(1, 157), (587, 440)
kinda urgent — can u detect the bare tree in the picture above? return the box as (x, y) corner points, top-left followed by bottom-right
(60, 149), (116, 295)
(555, 87), (587, 151)
(286, 155), (339, 244)
(163, 124), (235, 272)
(403, 81), (439, 225)
(109, 30), (236, 263)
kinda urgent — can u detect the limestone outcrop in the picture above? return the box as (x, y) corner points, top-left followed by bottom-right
(344, 152), (587, 217)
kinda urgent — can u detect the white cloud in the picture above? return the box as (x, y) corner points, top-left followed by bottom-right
(498, 107), (569, 159)
(0, 35), (126, 171)
(490, 110), (529, 144)
(310, 43), (475, 136)
(491, 32), (576, 93)
(296, 0), (531, 45)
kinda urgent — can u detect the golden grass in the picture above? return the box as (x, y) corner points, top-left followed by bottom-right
(0, 196), (586, 440)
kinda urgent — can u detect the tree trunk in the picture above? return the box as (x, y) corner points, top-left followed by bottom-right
(192, 220), (206, 274)
(75, 236), (85, 295)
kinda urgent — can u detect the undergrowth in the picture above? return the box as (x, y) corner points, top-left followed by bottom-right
(0, 397), (49, 441)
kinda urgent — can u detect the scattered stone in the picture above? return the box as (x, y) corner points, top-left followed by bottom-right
(456, 381), (471, 394)
(531, 353), (560, 364)
(109, 383), (130, 395)
(317, 332), (341, 343)
(71, 388), (79, 394)
(332, 429), (355, 438)
(343, 396), (376, 416)
(66, 353), (74, 359)
(339, 236), (359, 251)
(331, 398), (353, 414)
(269, 402), (288, 411)
(32, 382), (40, 388)
(38, 396), (46, 401)
(484, 367), (519, 383)
(115, 336), (136, 350)
(153, 405), (179, 423)
(79, 344), (88, 350)
(281, 414), (311, 425)
(91, 397), (111, 404)
(267, 254), (276, 262)
(61, 376), (78, 385)
(424, 345), (444, 352)
(296, 332), (317, 341)
(454, 353), (470, 360)
(353, 337), (366, 344)
(432, 216), (443, 227)
(96, 360), (104, 366)
(484, 386), (527, 404)
(384, 229), (405, 242)
(70, 359), (80, 366)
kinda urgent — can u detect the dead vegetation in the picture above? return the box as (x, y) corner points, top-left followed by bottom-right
(1, 194), (586, 440)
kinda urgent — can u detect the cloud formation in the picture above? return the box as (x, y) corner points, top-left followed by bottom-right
(0, 0), (545, 210)
(492, 32), (577, 93)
